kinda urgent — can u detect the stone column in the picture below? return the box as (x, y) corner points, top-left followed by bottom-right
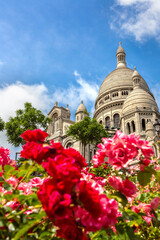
(135, 112), (140, 135)
(121, 117), (125, 133)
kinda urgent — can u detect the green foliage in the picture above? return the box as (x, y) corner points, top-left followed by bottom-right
(0, 116), (5, 131)
(67, 114), (108, 148)
(5, 102), (51, 147)
(137, 171), (152, 186)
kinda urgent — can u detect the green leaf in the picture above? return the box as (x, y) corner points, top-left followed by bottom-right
(111, 192), (128, 206)
(137, 171), (152, 186)
(155, 170), (160, 184)
(0, 220), (4, 227)
(13, 219), (40, 240)
(2, 182), (13, 191)
(4, 165), (15, 173)
(116, 224), (140, 240)
(3, 165), (16, 179)
(0, 176), (5, 182)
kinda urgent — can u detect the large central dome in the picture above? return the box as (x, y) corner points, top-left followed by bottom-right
(99, 67), (150, 95)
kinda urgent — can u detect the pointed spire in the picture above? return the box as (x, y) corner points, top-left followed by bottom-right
(66, 104), (69, 110)
(116, 42), (126, 68)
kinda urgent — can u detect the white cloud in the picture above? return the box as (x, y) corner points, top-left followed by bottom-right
(0, 82), (51, 121)
(111, 0), (160, 41)
(117, 0), (147, 6)
(52, 71), (99, 111)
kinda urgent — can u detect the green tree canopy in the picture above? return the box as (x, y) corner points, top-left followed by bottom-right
(66, 113), (108, 158)
(0, 116), (5, 131)
(5, 102), (51, 147)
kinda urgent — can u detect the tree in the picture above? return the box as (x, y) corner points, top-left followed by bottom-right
(0, 117), (5, 131)
(66, 113), (108, 159)
(5, 102), (51, 147)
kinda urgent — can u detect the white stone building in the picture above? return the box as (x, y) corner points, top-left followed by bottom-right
(47, 43), (160, 159)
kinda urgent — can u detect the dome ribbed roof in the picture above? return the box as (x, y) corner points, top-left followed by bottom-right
(122, 88), (159, 115)
(76, 100), (87, 113)
(98, 68), (150, 96)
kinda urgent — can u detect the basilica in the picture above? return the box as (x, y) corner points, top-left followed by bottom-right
(47, 43), (160, 160)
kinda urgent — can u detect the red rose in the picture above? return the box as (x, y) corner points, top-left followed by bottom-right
(20, 141), (55, 164)
(21, 129), (48, 142)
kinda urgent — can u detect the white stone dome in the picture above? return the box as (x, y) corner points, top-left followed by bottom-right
(98, 67), (150, 96)
(76, 100), (87, 113)
(122, 88), (159, 115)
(132, 67), (141, 78)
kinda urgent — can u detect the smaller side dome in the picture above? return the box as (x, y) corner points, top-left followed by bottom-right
(132, 67), (141, 79)
(76, 100), (87, 113)
(132, 67), (141, 89)
(122, 88), (159, 116)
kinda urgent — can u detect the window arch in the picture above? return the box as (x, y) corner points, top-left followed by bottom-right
(131, 120), (136, 132)
(113, 114), (120, 129)
(127, 122), (131, 134)
(142, 119), (146, 131)
(99, 120), (102, 125)
(105, 116), (110, 129)
(66, 142), (72, 149)
(52, 112), (58, 121)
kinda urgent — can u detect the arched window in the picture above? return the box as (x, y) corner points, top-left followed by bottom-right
(66, 142), (72, 149)
(99, 120), (102, 125)
(52, 112), (58, 121)
(114, 114), (120, 129)
(142, 119), (146, 131)
(131, 120), (136, 132)
(105, 116), (110, 129)
(127, 122), (131, 134)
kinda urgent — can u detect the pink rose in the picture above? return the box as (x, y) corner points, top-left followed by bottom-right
(151, 197), (160, 210)
(109, 176), (137, 197)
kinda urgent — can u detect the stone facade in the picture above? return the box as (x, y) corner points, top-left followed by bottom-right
(47, 43), (160, 159)
(47, 100), (94, 161)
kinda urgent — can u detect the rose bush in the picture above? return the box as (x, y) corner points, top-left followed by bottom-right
(0, 129), (159, 239)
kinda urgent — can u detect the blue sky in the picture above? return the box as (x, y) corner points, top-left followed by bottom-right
(0, 0), (160, 155)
